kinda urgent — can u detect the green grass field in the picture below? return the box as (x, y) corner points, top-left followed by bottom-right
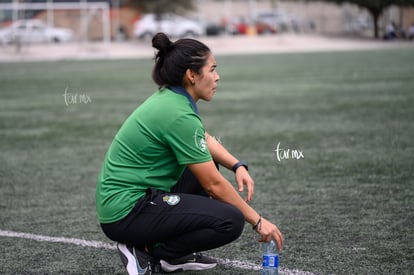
(1, 47), (413, 274)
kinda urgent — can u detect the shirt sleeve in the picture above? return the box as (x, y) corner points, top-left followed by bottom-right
(164, 113), (212, 165)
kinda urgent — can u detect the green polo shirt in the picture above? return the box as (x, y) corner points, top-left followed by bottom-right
(96, 87), (212, 223)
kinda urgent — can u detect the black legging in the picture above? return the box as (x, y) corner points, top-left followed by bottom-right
(100, 167), (245, 261)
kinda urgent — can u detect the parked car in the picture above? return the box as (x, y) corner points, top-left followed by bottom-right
(255, 10), (315, 33)
(0, 19), (73, 45)
(192, 19), (225, 36)
(133, 13), (204, 40)
(226, 16), (277, 35)
(343, 16), (373, 35)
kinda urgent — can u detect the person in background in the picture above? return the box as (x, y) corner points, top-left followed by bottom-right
(407, 22), (414, 40)
(384, 21), (397, 40)
(96, 32), (284, 275)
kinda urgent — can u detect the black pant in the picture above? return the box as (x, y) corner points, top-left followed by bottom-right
(100, 167), (245, 261)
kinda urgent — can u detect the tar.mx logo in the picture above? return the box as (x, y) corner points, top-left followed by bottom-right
(63, 86), (92, 106)
(208, 135), (222, 145)
(274, 142), (304, 162)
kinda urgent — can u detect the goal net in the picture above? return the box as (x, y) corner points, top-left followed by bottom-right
(0, 1), (110, 56)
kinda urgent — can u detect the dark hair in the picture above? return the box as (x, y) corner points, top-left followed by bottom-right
(152, 32), (211, 87)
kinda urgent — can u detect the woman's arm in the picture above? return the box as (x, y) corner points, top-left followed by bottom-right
(188, 160), (284, 251)
(206, 132), (254, 202)
(205, 132), (238, 170)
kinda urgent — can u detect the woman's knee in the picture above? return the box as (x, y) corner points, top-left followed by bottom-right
(231, 207), (245, 238)
(217, 205), (245, 241)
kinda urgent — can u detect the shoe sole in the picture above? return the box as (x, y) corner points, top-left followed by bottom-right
(117, 244), (142, 275)
(160, 260), (217, 273)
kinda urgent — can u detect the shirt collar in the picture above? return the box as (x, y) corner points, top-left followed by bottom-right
(168, 86), (198, 114)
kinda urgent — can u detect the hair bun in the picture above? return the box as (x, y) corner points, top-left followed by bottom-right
(152, 32), (174, 56)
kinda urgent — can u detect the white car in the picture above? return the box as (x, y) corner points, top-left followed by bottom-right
(133, 13), (204, 40)
(255, 10), (315, 33)
(0, 19), (73, 45)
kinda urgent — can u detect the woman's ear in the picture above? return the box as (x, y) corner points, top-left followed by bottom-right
(185, 69), (195, 85)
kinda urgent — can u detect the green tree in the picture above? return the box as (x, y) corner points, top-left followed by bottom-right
(127, 0), (195, 14)
(307, 0), (414, 38)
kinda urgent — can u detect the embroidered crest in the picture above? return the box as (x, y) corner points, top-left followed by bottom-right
(163, 195), (180, 205)
(194, 128), (207, 152)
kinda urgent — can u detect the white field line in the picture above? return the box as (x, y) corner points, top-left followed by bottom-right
(0, 229), (116, 250)
(0, 229), (314, 275)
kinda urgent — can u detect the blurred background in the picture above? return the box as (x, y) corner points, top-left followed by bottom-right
(0, 0), (413, 58)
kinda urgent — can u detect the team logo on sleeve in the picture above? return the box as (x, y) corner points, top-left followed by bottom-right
(163, 195), (180, 205)
(194, 128), (207, 152)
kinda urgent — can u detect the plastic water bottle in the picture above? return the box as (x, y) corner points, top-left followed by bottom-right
(262, 240), (279, 275)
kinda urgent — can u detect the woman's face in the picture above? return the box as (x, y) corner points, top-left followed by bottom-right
(191, 54), (220, 102)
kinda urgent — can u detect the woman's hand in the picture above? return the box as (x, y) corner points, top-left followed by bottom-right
(256, 217), (284, 251)
(235, 166), (254, 202)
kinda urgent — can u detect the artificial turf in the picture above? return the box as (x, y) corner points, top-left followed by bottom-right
(0, 47), (413, 274)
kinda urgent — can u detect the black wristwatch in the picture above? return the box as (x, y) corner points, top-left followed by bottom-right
(232, 161), (248, 173)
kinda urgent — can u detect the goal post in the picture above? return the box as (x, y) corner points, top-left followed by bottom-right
(0, 1), (111, 46)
